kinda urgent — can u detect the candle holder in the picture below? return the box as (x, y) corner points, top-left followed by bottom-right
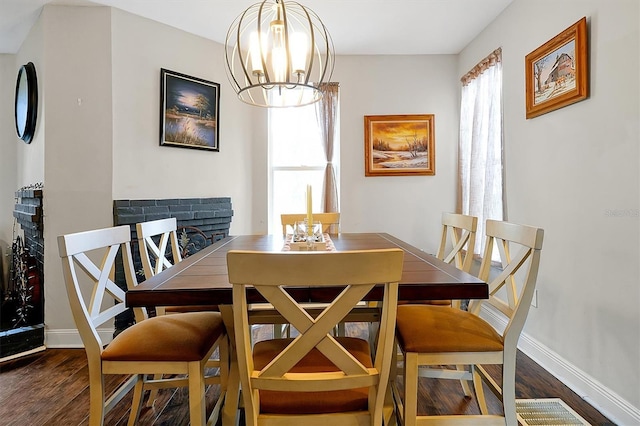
(290, 220), (326, 250)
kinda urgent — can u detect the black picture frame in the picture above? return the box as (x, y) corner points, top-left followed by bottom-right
(15, 62), (38, 144)
(160, 69), (220, 151)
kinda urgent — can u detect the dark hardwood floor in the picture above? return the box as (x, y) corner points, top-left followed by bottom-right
(0, 324), (614, 425)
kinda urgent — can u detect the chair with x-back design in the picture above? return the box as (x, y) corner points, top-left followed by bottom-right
(58, 225), (227, 426)
(135, 217), (227, 411)
(393, 220), (544, 425)
(227, 248), (403, 426)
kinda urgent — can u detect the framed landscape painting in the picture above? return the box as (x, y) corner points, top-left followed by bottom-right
(364, 114), (435, 177)
(525, 17), (588, 119)
(160, 69), (220, 151)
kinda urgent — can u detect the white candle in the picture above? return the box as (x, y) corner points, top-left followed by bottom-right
(306, 185), (313, 235)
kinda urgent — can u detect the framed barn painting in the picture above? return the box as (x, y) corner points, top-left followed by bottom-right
(525, 17), (588, 119)
(160, 69), (220, 151)
(364, 114), (435, 177)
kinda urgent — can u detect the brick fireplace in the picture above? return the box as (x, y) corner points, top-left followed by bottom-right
(0, 185), (45, 361)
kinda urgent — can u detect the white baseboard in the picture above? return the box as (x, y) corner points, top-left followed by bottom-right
(480, 305), (640, 426)
(45, 328), (115, 349)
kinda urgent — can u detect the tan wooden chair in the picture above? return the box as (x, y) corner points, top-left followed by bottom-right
(395, 212), (478, 397)
(281, 212), (340, 235)
(136, 218), (227, 410)
(227, 248), (404, 426)
(393, 219), (544, 425)
(409, 212), (478, 308)
(437, 212), (478, 277)
(58, 225), (227, 426)
(264, 212), (342, 338)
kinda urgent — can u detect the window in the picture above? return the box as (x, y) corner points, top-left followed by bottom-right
(268, 87), (340, 234)
(459, 48), (504, 255)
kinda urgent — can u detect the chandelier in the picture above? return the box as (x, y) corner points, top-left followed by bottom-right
(224, 0), (334, 108)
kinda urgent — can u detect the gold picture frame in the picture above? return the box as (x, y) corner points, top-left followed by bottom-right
(525, 17), (588, 119)
(364, 114), (435, 177)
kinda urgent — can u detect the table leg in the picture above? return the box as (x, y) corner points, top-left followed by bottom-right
(219, 305), (241, 426)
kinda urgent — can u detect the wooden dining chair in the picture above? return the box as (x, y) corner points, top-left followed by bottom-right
(136, 217), (227, 411)
(58, 225), (227, 426)
(137, 217), (182, 279)
(227, 248), (404, 426)
(136, 218), (219, 314)
(394, 212), (478, 397)
(408, 212), (478, 308)
(437, 212), (478, 278)
(393, 220), (544, 425)
(281, 212), (340, 235)
(257, 212), (343, 338)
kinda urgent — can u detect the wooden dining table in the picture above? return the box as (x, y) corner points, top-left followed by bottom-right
(126, 232), (488, 425)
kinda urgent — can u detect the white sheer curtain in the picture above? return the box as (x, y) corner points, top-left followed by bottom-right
(458, 48), (504, 255)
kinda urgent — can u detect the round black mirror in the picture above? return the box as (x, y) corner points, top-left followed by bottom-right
(15, 62), (38, 144)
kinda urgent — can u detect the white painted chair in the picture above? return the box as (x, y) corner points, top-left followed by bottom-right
(393, 220), (544, 425)
(227, 249), (403, 426)
(136, 217), (227, 411)
(136, 218), (219, 314)
(58, 225), (227, 426)
(137, 217), (182, 279)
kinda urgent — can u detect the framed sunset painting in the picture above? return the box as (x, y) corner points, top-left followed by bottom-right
(364, 114), (435, 176)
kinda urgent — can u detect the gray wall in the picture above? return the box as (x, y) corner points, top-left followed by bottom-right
(42, 5), (115, 343)
(334, 55), (460, 253)
(0, 55), (17, 287)
(460, 0), (639, 421)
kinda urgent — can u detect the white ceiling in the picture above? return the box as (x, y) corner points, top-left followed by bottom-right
(0, 0), (513, 55)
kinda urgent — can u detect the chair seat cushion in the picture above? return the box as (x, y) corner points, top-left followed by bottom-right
(396, 305), (503, 353)
(253, 337), (373, 414)
(102, 311), (225, 362)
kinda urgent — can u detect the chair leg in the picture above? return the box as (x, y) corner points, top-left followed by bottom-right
(383, 381), (397, 426)
(219, 335), (229, 394)
(146, 373), (163, 407)
(368, 321), (380, 356)
(207, 335), (229, 426)
(188, 361), (206, 426)
(472, 365), (489, 415)
(127, 376), (145, 426)
(456, 364), (472, 396)
(88, 369), (106, 426)
(502, 357), (517, 426)
(402, 352), (418, 426)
